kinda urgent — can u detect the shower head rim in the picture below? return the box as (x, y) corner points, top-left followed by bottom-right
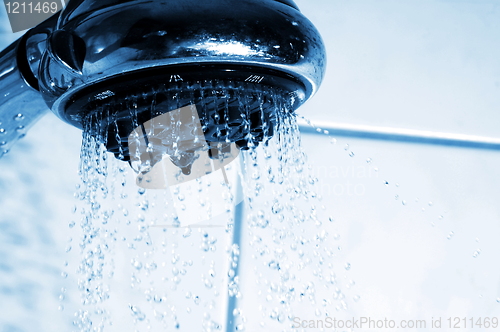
(54, 63), (307, 129)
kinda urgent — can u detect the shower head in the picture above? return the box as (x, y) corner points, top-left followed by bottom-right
(4, 0), (326, 174)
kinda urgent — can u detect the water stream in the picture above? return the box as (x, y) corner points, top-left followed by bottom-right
(67, 89), (349, 331)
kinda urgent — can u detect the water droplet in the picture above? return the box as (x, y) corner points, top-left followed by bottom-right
(132, 259), (143, 270)
(14, 113), (24, 121)
(139, 200), (149, 211)
(348, 151), (355, 157)
(473, 249), (481, 258)
(447, 231), (454, 240)
(129, 305), (146, 321)
(0, 128), (6, 134)
(204, 279), (213, 289)
(345, 262), (351, 271)
(183, 228), (192, 238)
(384, 181), (389, 186)
(366, 158), (372, 164)
(402, 200), (407, 205)
(271, 202), (282, 214)
(428, 201), (433, 207)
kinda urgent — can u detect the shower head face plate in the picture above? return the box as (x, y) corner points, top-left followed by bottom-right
(78, 72), (292, 164)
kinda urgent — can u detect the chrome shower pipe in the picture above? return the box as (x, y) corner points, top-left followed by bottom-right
(0, 15), (57, 156)
(298, 120), (500, 151)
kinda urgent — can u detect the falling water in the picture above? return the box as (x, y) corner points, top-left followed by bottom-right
(67, 85), (349, 331)
(234, 110), (349, 331)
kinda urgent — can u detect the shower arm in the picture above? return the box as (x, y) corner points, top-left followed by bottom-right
(0, 14), (58, 157)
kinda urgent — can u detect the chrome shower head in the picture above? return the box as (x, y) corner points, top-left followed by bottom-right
(3, 0), (326, 174)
